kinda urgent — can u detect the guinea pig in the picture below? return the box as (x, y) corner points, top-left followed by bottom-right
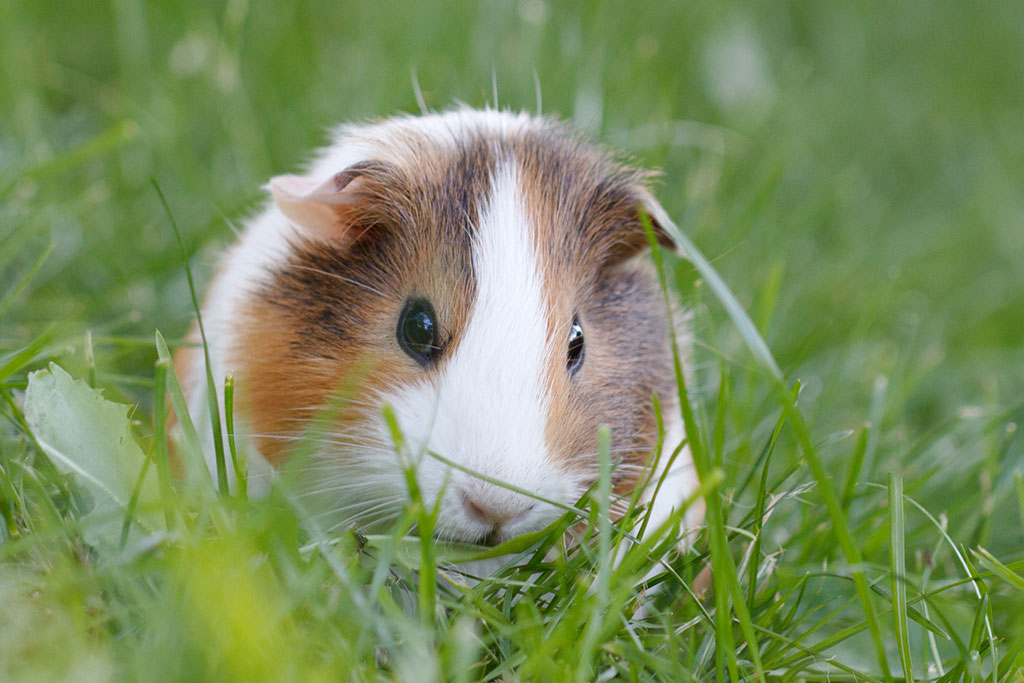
(177, 107), (702, 549)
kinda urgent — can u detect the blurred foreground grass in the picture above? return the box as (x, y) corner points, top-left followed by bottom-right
(2, 1), (1023, 680)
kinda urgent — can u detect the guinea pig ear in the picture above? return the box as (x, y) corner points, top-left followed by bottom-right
(635, 187), (680, 254)
(267, 161), (386, 243)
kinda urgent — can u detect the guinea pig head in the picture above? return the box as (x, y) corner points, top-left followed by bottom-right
(228, 111), (681, 545)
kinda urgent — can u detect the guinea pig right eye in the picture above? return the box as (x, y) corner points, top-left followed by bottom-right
(397, 298), (441, 365)
(567, 316), (584, 374)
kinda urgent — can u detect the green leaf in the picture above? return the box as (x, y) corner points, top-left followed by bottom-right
(973, 547), (1024, 593)
(23, 363), (162, 551)
(888, 473), (913, 681)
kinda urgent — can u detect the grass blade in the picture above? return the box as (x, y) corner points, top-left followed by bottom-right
(0, 243), (52, 319)
(155, 330), (212, 490)
(747, 388), (793, 612)
(152, 353), (176, 530)
(840, 426), (869, 511)
(1016, 471), (1024, 533)
(381, 404), (438, 630)
(0, 328), (54, 383)
(960, 548), (999, 681)
(972, 547), (1024, 593)
(576, 425), (613, 681)
(223, 375), (247, 500)
(888, 473), (913, 681)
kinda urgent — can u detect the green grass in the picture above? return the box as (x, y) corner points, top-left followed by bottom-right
(3, 1), (1024, 680)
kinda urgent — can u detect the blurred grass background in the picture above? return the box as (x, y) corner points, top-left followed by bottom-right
(2, 0), (1023, 678)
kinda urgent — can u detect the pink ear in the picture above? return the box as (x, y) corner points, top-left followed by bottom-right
(267, 165), (373, 241)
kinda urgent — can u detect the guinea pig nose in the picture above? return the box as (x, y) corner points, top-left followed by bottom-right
(460, 490), (534, 529)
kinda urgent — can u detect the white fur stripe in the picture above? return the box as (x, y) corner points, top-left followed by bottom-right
(378, 159), (565, 541)
(450, 159), (552, 483)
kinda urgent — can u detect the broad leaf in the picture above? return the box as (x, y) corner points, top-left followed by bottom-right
(24, 363), (162, 551)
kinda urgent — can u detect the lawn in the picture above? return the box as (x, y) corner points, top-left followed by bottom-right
(2, 1), (1023, 680)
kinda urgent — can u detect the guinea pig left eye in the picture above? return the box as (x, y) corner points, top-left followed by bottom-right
(567, 316), (584, 373)
(397, 298), (440, 365)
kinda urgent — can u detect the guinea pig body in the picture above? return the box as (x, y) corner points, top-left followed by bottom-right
(179, 107), (701, 547)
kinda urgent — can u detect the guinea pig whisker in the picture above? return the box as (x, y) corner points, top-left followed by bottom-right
(323, 509), (401, 536)
(347, 502), (405, 526)
(309, 505), (407, 535)
(244, 433), (399, 463)
(308, 496), (405, 521)
(244, 433), (315, 442)
(286, 264), (389, 298)
(566, 446), (656, 466)
(304, 502), (392, 524)
(570, 445), (654, 458)
(298, 477), (405, 497)
(302, 471), (393, 484)
(298, 468), (400, 487)
(300, 457), (402, 477)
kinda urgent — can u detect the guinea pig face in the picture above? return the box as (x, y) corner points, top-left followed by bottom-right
(212, 109), (682, 545)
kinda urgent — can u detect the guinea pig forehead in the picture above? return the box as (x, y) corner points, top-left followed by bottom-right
(349, 129), (497, 233)
(511, 132), (655, 277)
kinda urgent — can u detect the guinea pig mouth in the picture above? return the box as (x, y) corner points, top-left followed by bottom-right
(462, 523), (523, 548)
(456, 518), (519, 547)
(479, 527), (507, 547)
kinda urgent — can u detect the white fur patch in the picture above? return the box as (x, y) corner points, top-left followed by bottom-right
(307, 107), (536, 182)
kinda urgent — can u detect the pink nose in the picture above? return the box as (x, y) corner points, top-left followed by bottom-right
(460, 489), (534, 529)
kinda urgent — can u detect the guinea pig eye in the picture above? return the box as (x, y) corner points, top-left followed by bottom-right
(397, 298), (441, 365)
(567, 316), (584, 374)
